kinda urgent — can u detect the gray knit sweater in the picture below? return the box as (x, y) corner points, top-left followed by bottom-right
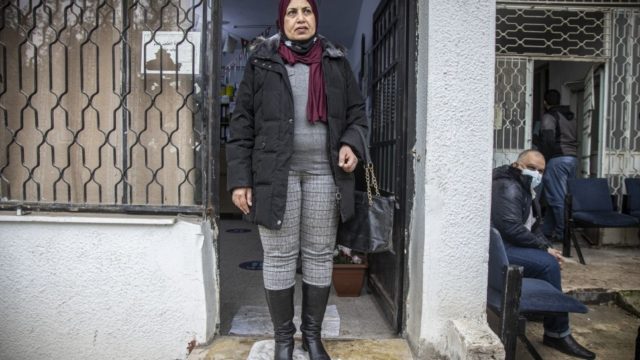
(285, 63), (332, 174)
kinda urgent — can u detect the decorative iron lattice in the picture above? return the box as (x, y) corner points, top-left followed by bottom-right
(579, 66), (596, 177)
(604, 9), (640, 202)
(496, 6), (610, 58)
(0, 0), (213, 212)
(494, 57), (532, 166)
(371, 0), (399, 194)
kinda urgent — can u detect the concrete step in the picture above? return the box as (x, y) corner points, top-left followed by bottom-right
(188, 336), (414, 360)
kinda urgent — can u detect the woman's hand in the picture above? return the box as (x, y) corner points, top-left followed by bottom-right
(232, 187), (252, 215)
(338, 145), (358, 173)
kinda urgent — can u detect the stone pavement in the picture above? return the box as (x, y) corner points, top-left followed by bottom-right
(197, 238), (640, 359)
(562, 245), (640, 293)
(515, 244), (640, 359)
(517, 303), (640, 359)
(188, 337), (415, 360)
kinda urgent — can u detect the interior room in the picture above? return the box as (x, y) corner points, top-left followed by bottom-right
(533, 60), (605, 178)
(217, 0), (397, 339)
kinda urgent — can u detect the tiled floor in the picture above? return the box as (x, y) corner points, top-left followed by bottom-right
(218, 219), (395, 339)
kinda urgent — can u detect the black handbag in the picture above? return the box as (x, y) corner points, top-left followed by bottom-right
(337, 130), (395, 253)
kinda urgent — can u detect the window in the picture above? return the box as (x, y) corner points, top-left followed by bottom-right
(0, 1), (214, 212)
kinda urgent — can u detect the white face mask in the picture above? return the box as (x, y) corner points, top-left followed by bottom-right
(521, 168), (542, 191)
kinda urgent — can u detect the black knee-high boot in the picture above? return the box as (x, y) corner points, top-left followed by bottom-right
(301, 282), (331, 360)
(265, 286), (296, 360)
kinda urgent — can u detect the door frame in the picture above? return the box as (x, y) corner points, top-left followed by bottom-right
(528, 59), (607, 179)
(210, 0), (417, 335)
(209, 1), (223, 220)
(401, 0), (418, 334)
(366, 0), (417, 333)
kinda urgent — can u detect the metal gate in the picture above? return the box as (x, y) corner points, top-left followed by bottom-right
(495, 3), (639, 206)
(494, 57), (532, 166)
(604, 8), (640, 203)
(0, 0), (217, 214)
(580, 66), (596, 177)
(494, 3), (613, 167)
(576, 65), (606, 178)
(368, 0), (413, 331)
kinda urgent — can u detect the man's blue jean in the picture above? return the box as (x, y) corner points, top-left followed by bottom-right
(504, 242), (571, 338)
(542, 156), (578, 240)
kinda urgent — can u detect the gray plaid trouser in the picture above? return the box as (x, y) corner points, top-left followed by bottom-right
(259, 171), (339, 290)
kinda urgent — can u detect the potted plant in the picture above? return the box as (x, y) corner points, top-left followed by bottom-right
(332, 245), (368, 297)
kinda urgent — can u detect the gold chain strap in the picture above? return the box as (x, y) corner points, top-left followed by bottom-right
(364, 162), (381, 206)
(356, 127), (380, 206)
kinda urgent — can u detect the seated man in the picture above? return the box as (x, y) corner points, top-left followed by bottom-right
(491, 149), (595, 359)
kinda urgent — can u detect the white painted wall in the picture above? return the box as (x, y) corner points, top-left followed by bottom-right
(406, 0), (503, 358)
(0, 213), (218, 360)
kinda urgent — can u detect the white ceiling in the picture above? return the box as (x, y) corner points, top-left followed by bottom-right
(222, 0), (365, 51)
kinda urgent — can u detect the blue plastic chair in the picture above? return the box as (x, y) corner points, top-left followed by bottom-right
(487, 228), (588, 360)
(623, 178), (640, 219)
(564, 178), (639, 264)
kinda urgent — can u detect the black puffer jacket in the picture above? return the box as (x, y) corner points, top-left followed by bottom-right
(491, 165), (551, 249)
(226, 34), (368, 230)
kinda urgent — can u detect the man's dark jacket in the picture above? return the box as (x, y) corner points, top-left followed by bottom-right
(226, 34), (368, 230)
(539, 105), (577, 161)
(491, 165), (551, 249)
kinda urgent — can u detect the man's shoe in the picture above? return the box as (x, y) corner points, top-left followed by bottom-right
(543, 334), (595, 359)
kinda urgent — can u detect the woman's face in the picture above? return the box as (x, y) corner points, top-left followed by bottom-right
(283, 0), (316, 41)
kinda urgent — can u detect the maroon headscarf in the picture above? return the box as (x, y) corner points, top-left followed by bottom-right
(277, 0), (327, 124)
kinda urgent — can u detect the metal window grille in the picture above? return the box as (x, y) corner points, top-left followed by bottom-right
(496, 6), (611, 59)
(604, 9), (640, 201)
(0, 0), (214, 213)
(607, 9), (640, 153)
(494, 57), (532, 166)
(579, 66), (597, 177)
(371, 0), (399, 194)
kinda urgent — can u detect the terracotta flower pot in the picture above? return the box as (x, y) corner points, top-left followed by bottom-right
(332, 262), (368, 297)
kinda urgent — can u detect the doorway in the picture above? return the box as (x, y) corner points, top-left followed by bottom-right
(532, 60), (606, 178)
(215, 0), (415, 338)
(494, 58), (606, 177)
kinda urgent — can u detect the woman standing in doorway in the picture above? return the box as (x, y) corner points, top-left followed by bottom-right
(226, 0), (368, 359)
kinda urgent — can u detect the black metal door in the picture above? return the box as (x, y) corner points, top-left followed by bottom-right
(368, 0), (414, 332)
